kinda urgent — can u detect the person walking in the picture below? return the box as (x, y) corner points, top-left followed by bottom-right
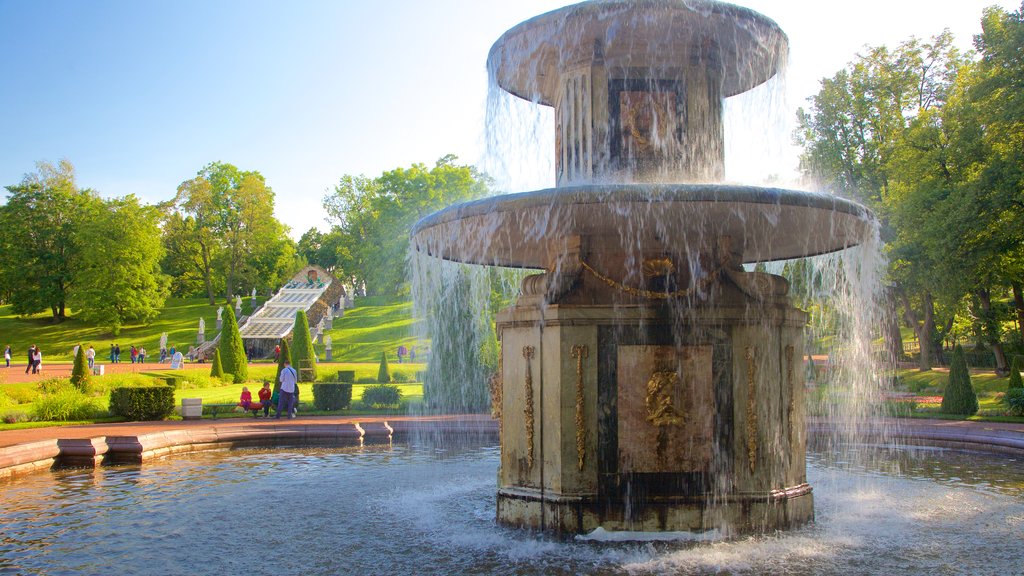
(86, 346), (96, 370)
(113, 344), (121, 363)
(31, 346), (42, 374)
(275, 360), (299, 419)
(4, 345), (10, 368)
(25, 344), (35, 374)
(138, 346), (146, 363)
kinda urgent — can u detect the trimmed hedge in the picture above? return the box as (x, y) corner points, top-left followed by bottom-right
(337, 370), (355, 383)
(377, 352), (391, 383)
(312, 383), (353, 411)
(1009, 357), (1023, 390)
(941, 345), (979, 416)
(110, 386), (176, 421)
(1004, 388), (1024, 416)
(362, 384), (401, 408)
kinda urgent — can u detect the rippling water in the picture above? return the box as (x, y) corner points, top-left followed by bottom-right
(1, 442), (1022, 575)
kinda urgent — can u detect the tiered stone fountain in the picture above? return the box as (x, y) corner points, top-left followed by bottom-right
(412, 0), (874, 535)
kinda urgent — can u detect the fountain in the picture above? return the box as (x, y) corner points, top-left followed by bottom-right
(411, 0), (874, 535)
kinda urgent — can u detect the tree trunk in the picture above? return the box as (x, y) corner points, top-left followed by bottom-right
(976, 288), (1009, 376)
(883, 286), (904, 365)
(920, 292), (935, 371)
(1013, 281), (1024, 343)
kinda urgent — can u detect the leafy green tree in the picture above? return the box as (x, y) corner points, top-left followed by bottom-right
(0, 159), (89, 321)
(160, 213), (213, 297)
(210, 348), (224, 378)
(218, 306), (248, 382)
(323, 155), (490, 295)
(170, 162), (297, 303)
(70, 195), (170, 335)
(377, 351), (391, 383)
(71, 344), (90, 392)
(941, 345), (979, 415)
(290, 310), (316, 382)
(273, 337), (291, 394)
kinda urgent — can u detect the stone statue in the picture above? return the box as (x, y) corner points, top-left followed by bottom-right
(235, 295), (242, 312)
(251, 287), (257, 299)
(325, 335), (332, 349)
(159, 332), (168, 350)
(216, 307), (223, 321)
(198, 317), (205, 335)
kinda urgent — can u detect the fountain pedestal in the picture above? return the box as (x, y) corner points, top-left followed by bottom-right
(494, 268), (812, 534)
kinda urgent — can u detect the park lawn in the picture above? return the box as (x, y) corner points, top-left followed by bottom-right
(322, 296), (425, 363)
(0, 296), (265, 363)
(898, 368), (1022, 421)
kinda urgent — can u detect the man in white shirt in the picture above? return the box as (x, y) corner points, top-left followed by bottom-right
(276, 360), (299, 419)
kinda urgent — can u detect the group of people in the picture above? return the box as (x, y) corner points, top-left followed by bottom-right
(108, 344), (148, 364)
(237, 360), (300, 419)
(17, 344), (43, 374)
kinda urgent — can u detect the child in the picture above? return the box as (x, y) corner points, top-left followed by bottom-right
(258, 381), (273, 417)
(238, 386), (253, 410)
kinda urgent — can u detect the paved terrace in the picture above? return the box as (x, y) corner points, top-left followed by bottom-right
(1, 414), (1021, 480)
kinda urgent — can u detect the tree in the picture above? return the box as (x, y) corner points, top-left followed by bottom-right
(0, 159), (89, 321)
(71, 344), (90, 392)
(323, 155), (491, 295)
(377, 351), (391, 383)
(290, 310), (316, 382)
(941, 345), (979, 415)
(170, 162), (296, 303)
(218, 306), (248, 382)
(210, 348), (225, 378)
(70, 195), (170, 335)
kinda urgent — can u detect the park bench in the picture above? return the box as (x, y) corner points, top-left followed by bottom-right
(205, 403), (266, 419)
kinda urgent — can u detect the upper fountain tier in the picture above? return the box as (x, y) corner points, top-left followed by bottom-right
(488, 0), (788, 185)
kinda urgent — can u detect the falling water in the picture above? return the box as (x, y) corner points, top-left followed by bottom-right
(411, 0), (892, 535)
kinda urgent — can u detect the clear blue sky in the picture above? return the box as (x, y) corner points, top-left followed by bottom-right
(1, 0), (1017, 237)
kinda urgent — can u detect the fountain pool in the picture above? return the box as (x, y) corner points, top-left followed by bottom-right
(1, 438), (1021, 575)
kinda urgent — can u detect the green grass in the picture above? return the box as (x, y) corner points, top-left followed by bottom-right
(321, 296), (424, 363)
(0, 296), (265, 362)
(897, 368), (1024, 422)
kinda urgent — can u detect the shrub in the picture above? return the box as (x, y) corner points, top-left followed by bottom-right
(1003, 388), (1024, 417)
(3, 386), (37, 404)
(291, 311), (317, 382)
(210, 349), (225, 379)
(109, 386), (175, 421)
(313, 383), (353, 411)
(218, 306), (248, 382)
(1008, 357), (1023, 390)
(337, 370), (355, 383)
(220, 373), (235, 385)
(71, 344), (91, 392)
(361, 384), (401, 409)
(39, 377), (73, 395)
(391, 371), (411, 383)
(33, 388), (105, 421)
(377, 352), (391, 384)
(356, 376), (377, 384)
(941, 345), (979, 416)
(3, 411), (31, 424)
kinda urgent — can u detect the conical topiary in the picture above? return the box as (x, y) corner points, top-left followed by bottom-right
(290, 310), (316, 382)
(218, 305), (249, 382)
(941, 345), (979, 415)
(210, 348), (225, 378)
(71, 344), (91, 392)
(377, 351), (391, 383)
(273, 338), (292, 394)
(1008, 356), (1023, 390)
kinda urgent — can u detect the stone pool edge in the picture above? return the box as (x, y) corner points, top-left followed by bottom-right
(1, 416), (1021, 480)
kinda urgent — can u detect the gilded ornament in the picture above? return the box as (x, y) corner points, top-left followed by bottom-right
(523, 345), (536, 470)
(645, 371), (684, 426)
(571, 344), (589, 471)
(745, 346), (758, 473)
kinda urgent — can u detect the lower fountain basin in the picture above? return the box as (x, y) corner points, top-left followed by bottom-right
(410, 184), (874, 268)
(1, 439), (1021, 575)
